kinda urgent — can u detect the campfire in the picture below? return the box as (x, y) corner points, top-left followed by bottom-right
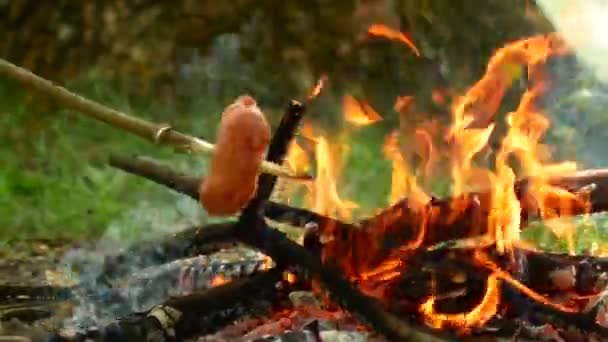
(3, 29), (608, 342)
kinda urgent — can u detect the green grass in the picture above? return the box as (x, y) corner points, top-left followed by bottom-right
(0, 75), (220, 244)
(2, 73), (608, 255)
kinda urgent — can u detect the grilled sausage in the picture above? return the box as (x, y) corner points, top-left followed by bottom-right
(199, 95), (271, 216)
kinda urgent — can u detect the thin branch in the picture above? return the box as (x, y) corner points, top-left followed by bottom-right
(108, 154), (334, 228)
(0, 58), (306, 180)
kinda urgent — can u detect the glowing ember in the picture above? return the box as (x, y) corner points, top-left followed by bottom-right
(211, 274), (228, 287)
(343, 95), (383, 126)
(474, 251), (578, 313)
(367, 24), (421, 56)
(283, 272), (296, 284)
(309, 74), (328, 100)
(262, 256), (274, 270)
(420, 273), (501, 331)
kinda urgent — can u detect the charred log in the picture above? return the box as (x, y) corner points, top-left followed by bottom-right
(96, 222), (237, 285)
(39, 269), (287, 342)
(384, 246), (608, 337)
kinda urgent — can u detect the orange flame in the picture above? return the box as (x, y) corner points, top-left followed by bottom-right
(475, 252), (578, 313)
(420, 273), (500, 330)
(286, 140), (311, 174)
(343, 95), (383, 126)
(309, 74), (328, 100)
(443, 33), (579, 253)
(368, 24), (421, 56)
(307, 135), (358, 220)
(280, 31), (588, 332)
(382, 131), (430, 208)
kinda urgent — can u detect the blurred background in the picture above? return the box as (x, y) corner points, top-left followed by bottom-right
(2, 0), (608, 251)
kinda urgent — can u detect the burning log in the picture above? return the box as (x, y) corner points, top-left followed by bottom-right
(108, 153), (608, 268)
(229, 95), (443, 341)
(98, 96), (445, 341)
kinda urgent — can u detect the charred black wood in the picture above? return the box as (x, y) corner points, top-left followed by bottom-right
(95, 222), (236, 285)
(235, 218), (447, 341)
(236, 99), (307, 267)
(125, 257), (273, 312)
(499, 279), (608, 337)
(387, 246), (608, 337)
(390, 246), (608, 302)
(0, 285), (73, 304)
(512, 249), (608, 295)
(165, 269), (290, 339)
(255, 99), (306, 202)
(38, 269), (288, 342)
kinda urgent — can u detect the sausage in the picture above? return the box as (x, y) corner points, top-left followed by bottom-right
(199, 95), (271, 216)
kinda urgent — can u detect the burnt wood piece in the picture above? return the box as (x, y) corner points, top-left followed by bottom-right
(323, 169), (608, 273)
(386, 247), (608, 337)
(0, 285), (74, 304)
(237, 217), (447, 341)
(389, 247), (608, 303)
(254, 99), (306, 202)
(36, 269), (287, 342)
(95, 222), (236, 284)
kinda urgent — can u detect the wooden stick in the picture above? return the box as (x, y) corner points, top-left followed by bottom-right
(108, 154), (330, 227)
(0, 58), (306, 180)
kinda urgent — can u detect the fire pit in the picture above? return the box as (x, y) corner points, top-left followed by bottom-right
(2, 30), (608, 342)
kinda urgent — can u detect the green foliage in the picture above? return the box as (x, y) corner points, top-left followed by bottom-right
(0, 77), (219, 242)
(522, 213), (608, 254)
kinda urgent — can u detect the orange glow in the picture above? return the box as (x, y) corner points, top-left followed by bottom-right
(307, 135), (358, 220)
(441, 33), (580, 253)
(286, 141), (311, 174)
(475, 252), (578, 313)
(309, 74), (328, 100)
(394, 95), (415, 114)
(262, 256), (274, 270)
(420, 273), (500, 330)
(382, 130), (430, 208)
(367, 24), (421, 56)
(211, 274), (228, 287)
(282, 31), (588, 333)
(343, 95), (383, 126)
(299, 120), (318, 144)
(284, 272), (297, 284)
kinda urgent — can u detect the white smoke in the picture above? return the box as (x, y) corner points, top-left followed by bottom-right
(536, 0), (608, 83)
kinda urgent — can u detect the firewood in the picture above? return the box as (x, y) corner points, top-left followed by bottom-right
(108, 153), (608, 274)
